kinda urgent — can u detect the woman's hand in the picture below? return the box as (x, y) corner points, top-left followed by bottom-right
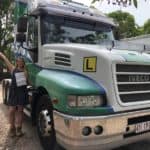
(0, 52), (14, 72)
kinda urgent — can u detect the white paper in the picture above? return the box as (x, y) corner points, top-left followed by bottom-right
(15, 72), (27, 87)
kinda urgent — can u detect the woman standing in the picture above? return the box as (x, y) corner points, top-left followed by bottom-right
(0, 52), (29, 137)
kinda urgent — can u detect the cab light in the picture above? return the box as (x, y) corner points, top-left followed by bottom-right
(52, 98), (59, 104)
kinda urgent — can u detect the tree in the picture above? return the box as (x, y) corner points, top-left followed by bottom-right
(0, 0), (14, 71)
(0, 0), (14, 53)
(108, 10), (141, 39)
(92, 0), (139, 8)
(143, 19), (150, 34)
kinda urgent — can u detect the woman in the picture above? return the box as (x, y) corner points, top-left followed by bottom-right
(0, 52), (29, 137)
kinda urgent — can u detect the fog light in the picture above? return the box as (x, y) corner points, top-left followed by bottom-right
(82, 126), (92, 136)
(94, 125), (103, 135)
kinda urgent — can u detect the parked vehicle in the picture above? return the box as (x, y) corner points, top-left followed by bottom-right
(3, 0), (150, 150)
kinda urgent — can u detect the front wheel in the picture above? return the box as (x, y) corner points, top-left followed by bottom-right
(36, 95), (64, 150)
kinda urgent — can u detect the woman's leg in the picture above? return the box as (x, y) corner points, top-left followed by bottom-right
(9, 106), (16, 129)
(8, 106), (16, 136)
(15, 106), (24, 136)
(15, 106), (24, 128)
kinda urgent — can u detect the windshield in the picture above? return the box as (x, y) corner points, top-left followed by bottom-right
(41, 16), (114, 45)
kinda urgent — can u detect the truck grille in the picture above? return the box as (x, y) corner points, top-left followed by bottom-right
(54, 53), (71, 66)
(115, 64), (150, 103)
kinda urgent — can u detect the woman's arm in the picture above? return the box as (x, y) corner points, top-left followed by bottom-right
(0, 52), (15, 72)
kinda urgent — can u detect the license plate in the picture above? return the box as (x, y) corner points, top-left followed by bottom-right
(135, 121), (150, 133)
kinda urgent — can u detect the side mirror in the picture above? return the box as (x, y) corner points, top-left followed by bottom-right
(16, 33), (26, 43)
(17, 17), (28, 33)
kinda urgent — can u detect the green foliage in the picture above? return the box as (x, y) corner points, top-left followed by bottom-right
(91, 0), (138, 8)
(143, 19), (150, 34)
(108, 11), (140, 39)
(0, 0), (14, 71)
(0, 0), (14, 56)
(14, 1), (28, 23)
(133, 0), (138, 8)
(92, 0), (100, 3)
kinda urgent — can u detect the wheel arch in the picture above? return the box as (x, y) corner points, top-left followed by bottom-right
(31, 86), (52, 125)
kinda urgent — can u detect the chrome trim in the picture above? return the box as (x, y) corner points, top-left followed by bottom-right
(53, 110), (150, 150)
(54, 109), (150, 120)
(116, 72), (150, 75)
(38, 110), (52, 137)
(119, 90), (150, 95)
(114, 63), (150, 105)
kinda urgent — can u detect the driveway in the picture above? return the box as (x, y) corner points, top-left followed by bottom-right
(0, 84), (150, 150)
(0, 84), (42, 150)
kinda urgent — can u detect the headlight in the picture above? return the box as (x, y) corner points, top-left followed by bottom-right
(68, 95), (105, 107)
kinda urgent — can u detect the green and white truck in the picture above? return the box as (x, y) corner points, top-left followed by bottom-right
(3, 0), (150, 150)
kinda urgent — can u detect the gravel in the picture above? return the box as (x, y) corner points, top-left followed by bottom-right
(0, 84), (150, 150)
(0, 84), (42, 150)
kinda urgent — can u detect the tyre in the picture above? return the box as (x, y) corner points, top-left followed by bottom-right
(36, 95), (64, 150)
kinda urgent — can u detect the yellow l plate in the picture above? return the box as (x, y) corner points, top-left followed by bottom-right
(83, 57), (97, 72)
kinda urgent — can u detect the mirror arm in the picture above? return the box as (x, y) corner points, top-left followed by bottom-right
(21, 45), (37, 52)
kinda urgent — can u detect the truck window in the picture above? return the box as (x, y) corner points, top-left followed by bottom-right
(41, 16), (114, 45)
(27, 17), (38, 62)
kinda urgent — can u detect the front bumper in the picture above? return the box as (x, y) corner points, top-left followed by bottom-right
(53, 109), (150, 150)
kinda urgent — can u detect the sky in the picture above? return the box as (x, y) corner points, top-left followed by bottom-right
(73, 0), (150, 26)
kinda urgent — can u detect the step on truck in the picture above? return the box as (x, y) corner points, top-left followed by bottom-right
(3, 0), (150, 150)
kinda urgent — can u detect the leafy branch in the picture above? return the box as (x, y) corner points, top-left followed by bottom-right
(91, 0), (144, 8)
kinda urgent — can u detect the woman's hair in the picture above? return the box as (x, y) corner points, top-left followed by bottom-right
(15, 57), (25, 69)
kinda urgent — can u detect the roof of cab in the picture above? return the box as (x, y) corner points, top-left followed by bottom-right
(30, 0), (116, 27)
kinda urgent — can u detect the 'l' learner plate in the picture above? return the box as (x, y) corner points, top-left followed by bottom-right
(135, 121), (150, 133)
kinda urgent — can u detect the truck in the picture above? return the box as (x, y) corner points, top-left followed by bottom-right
(2, 0), (150, 150)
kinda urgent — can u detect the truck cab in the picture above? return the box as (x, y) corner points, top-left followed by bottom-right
(3, 0), (150, 150)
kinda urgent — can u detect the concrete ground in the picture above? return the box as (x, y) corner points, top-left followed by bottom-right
(0, 84), (42, 150)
